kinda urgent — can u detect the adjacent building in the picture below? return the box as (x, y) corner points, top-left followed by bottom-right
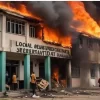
(72, 33), (100, 88)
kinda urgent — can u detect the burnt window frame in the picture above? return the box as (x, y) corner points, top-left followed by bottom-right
(71, 66), (80, 78)
(87, 39), (93, 50)
(90, 64), (95, 79)
(6, 17), (25, 35)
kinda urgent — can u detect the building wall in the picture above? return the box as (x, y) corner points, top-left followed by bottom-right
(18, 60), (39, 81)
(90, 79), (96, 87)
(0, 14), (70, 55)
(32, 59), (39, 77)
(72, 35), (100, 88)
(72, 78), (80, 87)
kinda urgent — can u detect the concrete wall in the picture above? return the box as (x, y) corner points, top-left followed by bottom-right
(72, 78), (80, 87)
(33, 59), (39, 77)
(18, 60), (24, 80)
(0, 14), (70, 54)
(18, 60), (39, 80)
(72, 78), (97, 88)
(90, 79), (96, 87)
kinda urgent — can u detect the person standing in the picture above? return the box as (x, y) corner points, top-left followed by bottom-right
(31, 72), (39, 98)
(12, 73), (17, 90)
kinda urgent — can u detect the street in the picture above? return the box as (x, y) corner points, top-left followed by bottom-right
(0, 95), (100, 100)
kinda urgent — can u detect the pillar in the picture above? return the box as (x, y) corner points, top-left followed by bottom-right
(45, 56), (51, 90)
(80, 63), (91, 88)
(95, 65), (99, 86)
(24, 54), (30, 89)
(66, 60), (72, 88)
(0, 52), (6, 92)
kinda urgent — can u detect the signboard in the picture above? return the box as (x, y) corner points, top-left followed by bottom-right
(11, 41), (70, 58)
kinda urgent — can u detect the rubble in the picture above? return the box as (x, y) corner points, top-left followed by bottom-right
(0, 87), (100, 98)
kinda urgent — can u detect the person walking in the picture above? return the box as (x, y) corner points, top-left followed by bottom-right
(31, 72), (39, 98)
(12, 73), (17, 90)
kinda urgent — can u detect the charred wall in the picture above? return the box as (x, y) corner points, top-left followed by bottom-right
(71, 33), (100, 69)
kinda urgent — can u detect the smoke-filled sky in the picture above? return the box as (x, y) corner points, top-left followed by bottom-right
(84, 1), (100, 24)
(9, 1), (81, 37)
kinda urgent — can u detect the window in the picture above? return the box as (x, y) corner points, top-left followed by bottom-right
(72, 67), (80, 78)
(79, 37), (83, 45)
(90, 66), (95, 78)
(29, 25), (36, 38)
(6, 18), (25, 35)
(87, 39), (93, 50)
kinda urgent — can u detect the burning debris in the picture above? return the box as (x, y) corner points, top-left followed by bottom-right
(0, 1), (100, 47)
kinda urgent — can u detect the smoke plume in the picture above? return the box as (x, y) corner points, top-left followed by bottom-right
(23, 1), (81, 37)
(1, 1), (82, 41)
(83, 1), (100, 25)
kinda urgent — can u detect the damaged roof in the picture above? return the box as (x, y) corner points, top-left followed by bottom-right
(79, 32), (100, 40)
(0, 8), (43, 23)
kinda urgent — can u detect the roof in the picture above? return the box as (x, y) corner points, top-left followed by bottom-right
(79, 32), (100, 41)
(0, 8), (43, 23)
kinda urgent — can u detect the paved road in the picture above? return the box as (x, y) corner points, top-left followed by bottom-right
(0, 88), (100, 100)
(0, 95), (100, 100)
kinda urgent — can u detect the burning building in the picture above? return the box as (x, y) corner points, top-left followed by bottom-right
(71, 1), (100, 88)
(0, 1), (100, 91)
(0, 1), (71, 91)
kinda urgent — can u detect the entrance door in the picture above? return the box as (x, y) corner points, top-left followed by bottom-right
(6, 66), (17, 84)
(6, 60), (19, 87)
(39, 62), (45, 79)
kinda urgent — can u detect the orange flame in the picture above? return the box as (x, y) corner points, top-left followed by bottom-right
(0, 1), (71, 47)
(38, 24), (71, 47)
(68, 1), (100, 38)
(52, 67), (59, 82)
(0, 2), (40, 20)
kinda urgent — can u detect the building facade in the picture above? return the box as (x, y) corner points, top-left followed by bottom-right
(0, 9), (71, 91)
(72, 34), (100, 88)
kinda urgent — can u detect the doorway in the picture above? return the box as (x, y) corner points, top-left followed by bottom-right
(6, 60), (19, 87)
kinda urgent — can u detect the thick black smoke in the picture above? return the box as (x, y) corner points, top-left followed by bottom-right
(1, 1), (82, 41)
(83, 1), (100, 25)
(1, 1), (84, 43)
(23, 1), (81, 37)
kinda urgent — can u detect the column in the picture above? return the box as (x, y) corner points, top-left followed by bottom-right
(95, 65), (99, 86)
(45, 56), (51, 90)
(0, 52), (6, 92)
(24, 54), (30, 89)
(80, 63), (91, 88)
(66, 60), (72, 88)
